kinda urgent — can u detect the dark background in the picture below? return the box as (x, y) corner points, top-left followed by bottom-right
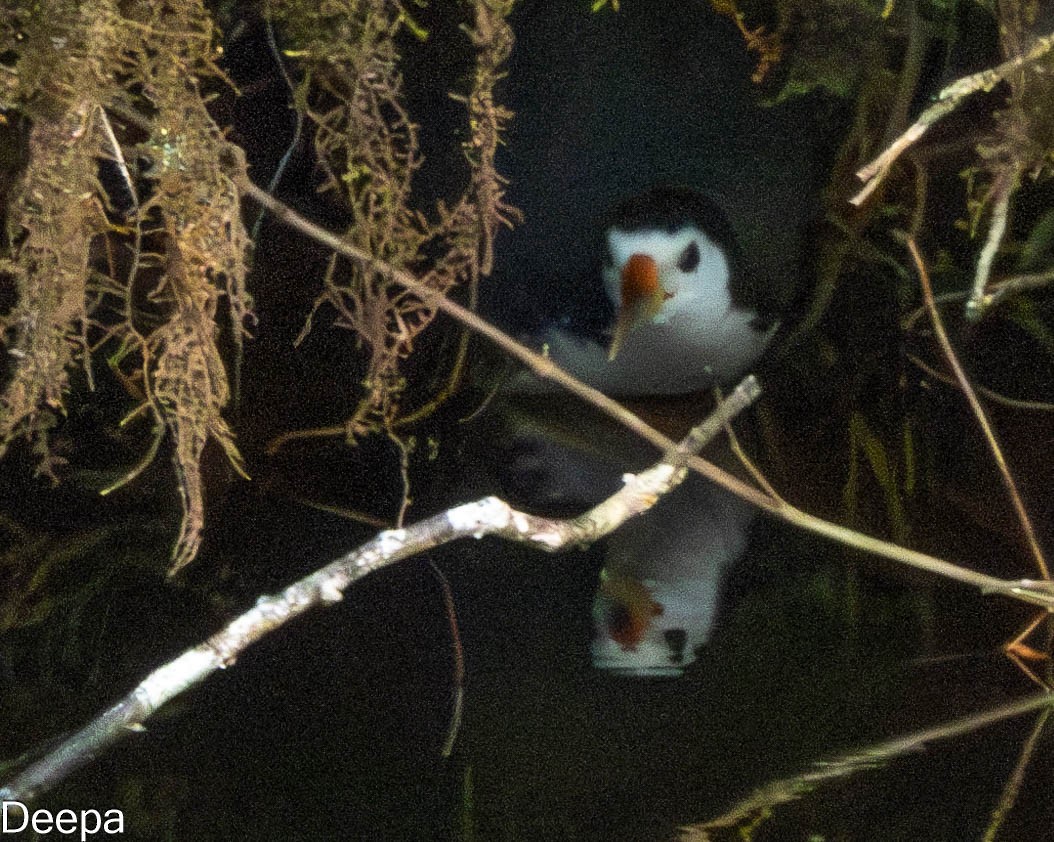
(2, 2), (1053, 839)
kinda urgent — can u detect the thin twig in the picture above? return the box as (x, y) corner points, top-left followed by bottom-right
(851, 30), (1054, 206)
(428, 560), (466, 759)
(95, 107), (138, 215)
(714, 386), (783, 502)
(741, 484), (1053, 605)
(908, 238), (1049, 580)
(249, 2), (304, 245)
(981, 705), (1051, 842)
(906, 352), (1054, 413)
(967, 171), (1016, 322)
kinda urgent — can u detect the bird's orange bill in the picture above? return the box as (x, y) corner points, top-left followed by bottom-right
(608, 253), (669, 360)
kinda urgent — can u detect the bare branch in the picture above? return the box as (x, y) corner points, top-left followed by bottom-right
(850, 30), (1054, 207)
(0, 377), (762, 803)
(908, 238), (1049, 580)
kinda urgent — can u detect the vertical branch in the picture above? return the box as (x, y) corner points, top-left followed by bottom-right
(966, 170), (1016, 321)
(907, 238), (1049, 580)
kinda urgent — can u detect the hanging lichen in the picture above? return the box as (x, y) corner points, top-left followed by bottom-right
(272, 0), (517, 444)
(0, 0), (253, 573)
(0, 0), (516, 572)
(0, 1), (123, 478)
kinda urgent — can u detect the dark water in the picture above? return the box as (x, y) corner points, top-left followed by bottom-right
(4, 457), (1047, 840)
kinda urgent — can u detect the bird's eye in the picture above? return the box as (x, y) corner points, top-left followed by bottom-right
(677, 241), (700, 272)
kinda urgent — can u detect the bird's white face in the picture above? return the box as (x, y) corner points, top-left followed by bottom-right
(602, 224), (733, 324)
(591, 224), (772, 393)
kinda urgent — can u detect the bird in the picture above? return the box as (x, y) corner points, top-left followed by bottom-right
(535, 185), (778, 396)
(501, 184), (772, 677)
(475, 4), (836, 676)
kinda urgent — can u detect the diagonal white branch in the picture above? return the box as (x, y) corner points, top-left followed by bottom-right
(0, 377), (762, 803)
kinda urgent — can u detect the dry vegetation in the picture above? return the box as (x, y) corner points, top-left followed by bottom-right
(0, 0), (515, 573)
